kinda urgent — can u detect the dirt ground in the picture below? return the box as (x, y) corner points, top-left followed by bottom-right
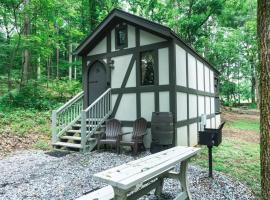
(0, 133), (49, 159)
(221, 108), (260, 144)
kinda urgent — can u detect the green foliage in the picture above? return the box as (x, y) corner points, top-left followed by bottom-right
(227, 119), (260, 132)
(249, 102), (257, 109)
(0, 106), (51, 137)
(34, 139), (51, 150)
(192, 138), (260, 197)
(0, 79), (81, 110)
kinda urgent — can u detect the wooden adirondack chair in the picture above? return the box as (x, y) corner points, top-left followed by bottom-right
(97, 119), (122, 152)
(119, 118), (147, 155)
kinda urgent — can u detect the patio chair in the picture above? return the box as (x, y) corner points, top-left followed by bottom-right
(97, 118), (122, 152)
(119, 118), (147, 155)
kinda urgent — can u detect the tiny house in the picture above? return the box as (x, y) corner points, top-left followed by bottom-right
(52, 9), (221, 151)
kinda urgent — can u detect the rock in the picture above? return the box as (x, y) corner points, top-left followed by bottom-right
(0, 150), (255, 200)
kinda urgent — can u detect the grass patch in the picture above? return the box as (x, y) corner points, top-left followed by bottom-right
(227, 119), (259, 132)
(0, 106), (51, 137)
(34, 139), (51, 150)
(192, 138), (260, 198)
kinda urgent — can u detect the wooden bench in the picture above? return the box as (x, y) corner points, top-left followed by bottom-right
(93, 146), (200, 200)
(75, 186), (114, 200)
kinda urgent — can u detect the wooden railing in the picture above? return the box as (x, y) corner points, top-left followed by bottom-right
(81, 88), (112, 149)
(52, 91), (84, 143)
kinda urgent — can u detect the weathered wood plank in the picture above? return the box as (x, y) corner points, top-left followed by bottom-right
(94, 147), (200, 190)
(75, 186), (114, 200)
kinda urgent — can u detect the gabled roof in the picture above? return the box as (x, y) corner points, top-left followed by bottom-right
(74, 8), (219, 74)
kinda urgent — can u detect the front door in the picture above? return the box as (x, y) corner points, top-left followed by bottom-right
(88, 61), (107, 105)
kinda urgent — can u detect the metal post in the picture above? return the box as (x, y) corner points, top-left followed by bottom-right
(208, 145), (213, 178)
(81, 111), (87, 152)
(51, 110), (58, 143)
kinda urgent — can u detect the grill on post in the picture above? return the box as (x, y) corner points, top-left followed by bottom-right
(150, 112), (174, 153)
(198, 121), (225, 178)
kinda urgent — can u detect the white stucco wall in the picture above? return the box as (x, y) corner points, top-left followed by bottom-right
(111, 55), (133, 88)
(177, 126), (188, 146)
(112, 94), (118, 110)
(198, 95), (205, 116)
(159, 91), (170, 112)
(158, 48), (169, 85)
(126, 61), (136, 87)
(175, 45), (186, 87)
(206, 97), (211, 115)
(211, 97), (215, 114)
(211, 117), (216, 128)
(189, 123), (198, 146)
(141, 92), (155, 121)
(115, 94), (137, 121)
(206, 119), (211, 128)
(88, 37), (107, 56)
(197, 61), (204, 91)
(205, 66), (210, 92)
(177, 92), (187, 121)
(188, 54), (197, 89)
(189, 94), (197, 119)
(140, 30), (166, 46)
(210, 70), (214, 93)
(216, 114), (221, 127)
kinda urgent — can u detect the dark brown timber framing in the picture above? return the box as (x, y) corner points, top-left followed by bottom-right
(74, 8), (221, 147)
(74, 9), (219, 76)
(169, 39), (177, 146)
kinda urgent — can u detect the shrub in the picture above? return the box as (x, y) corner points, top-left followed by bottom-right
(0, 79), (81, 110)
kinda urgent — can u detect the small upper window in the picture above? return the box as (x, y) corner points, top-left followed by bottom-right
(115, 24), (127, 49)
(141, 50), (155, 85)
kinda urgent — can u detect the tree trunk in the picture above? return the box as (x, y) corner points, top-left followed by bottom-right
(37, 56), (41, 80)
(257, 0), (270, 199)
(250, 62), (256, 104)
(69, 43), (72, 80)
(21, 0), (30, 86)
(74, 55), (77, 80)
(56, 47), (59, 78)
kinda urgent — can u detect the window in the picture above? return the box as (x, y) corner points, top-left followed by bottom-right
(115, 24), (127, 49)
(141, 50), (155, 85)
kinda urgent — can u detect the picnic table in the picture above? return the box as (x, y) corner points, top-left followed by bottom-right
(93, 146), (200, 200)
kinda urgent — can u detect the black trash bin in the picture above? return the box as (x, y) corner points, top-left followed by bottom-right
(150, 112), (174, 153)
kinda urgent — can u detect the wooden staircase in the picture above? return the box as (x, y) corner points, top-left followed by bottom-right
(52, 119), (104, 151)
(51, 89), (112, 152)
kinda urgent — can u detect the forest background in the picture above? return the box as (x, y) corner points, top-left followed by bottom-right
(0, 0), (257, 109)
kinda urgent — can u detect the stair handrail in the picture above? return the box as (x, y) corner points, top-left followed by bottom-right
(84, 88), (111, 112)
(55, 91), (84, 113)
(52, 91), (84, 143)
(81, 88), (112, 150)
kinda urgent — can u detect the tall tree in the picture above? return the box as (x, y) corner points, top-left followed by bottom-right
(257, 0), (270, 198)
(21, 0), (30, 86)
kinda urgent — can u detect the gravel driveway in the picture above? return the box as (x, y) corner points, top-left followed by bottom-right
(0, 150), (255, 200)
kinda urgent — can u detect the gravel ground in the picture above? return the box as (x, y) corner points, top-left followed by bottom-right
(0, 150), (255, 200)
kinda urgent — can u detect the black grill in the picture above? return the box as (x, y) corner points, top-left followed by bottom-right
(198, 122), (225, 178)
(150, 112), (174, 153)
(198, 122), (225, 147)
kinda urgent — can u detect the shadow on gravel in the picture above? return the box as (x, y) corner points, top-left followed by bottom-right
(45, 151), (70, 158)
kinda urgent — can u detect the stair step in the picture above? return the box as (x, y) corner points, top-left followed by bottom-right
(73, 124), (105, 128)
(60, 136), (81, 141)
(53, 142), (82, 149)
(78, 118), (104, 122)
(73, 124), (96, 128)
(67, 129), (103, 134)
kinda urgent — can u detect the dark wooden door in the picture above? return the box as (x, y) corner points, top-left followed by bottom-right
(88, 61), (107, 105)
